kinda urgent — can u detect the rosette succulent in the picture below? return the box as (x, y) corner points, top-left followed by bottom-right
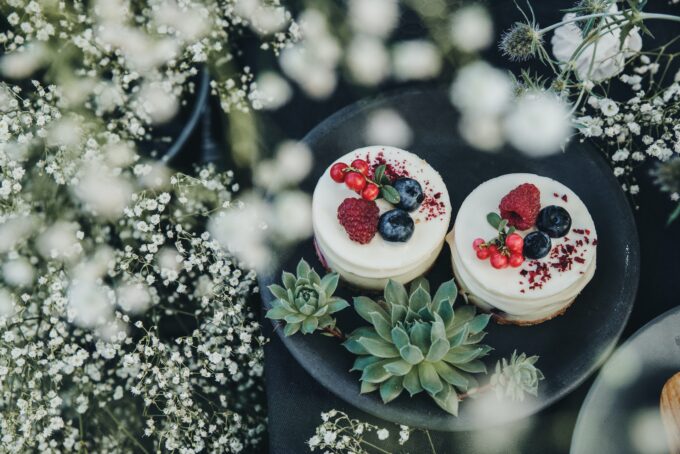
(343, 278), (492, 416)
(490, 351), (544, 402)
(266, 259), (349, 336)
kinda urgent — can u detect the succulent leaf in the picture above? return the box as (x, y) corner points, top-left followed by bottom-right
(268, 284), (288, 300)
(296, 259), (311, 277)
(345, 277), (492, 416)
(327, 298), (349, 314)
(361, 381), (379, 394)
(282, 271), (296, 290)
(320, 273), (339, 297)
(283, 322), (300, 336)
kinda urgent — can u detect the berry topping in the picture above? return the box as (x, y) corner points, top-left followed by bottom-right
(345, 172), (367, 192)
(522, 231), (552, 259)
(505, 233), (524, 253)
(330, 162), (348, 182)
(509, 253), (524, 268)
(378, 209), (414, 242)
(351, 159), (370, 176)
(472, 238), (485, 251)
(393, 178), (424, 212)
(337, 198), (379, 244)
(476, 248), (490, 260)
(490, 253), (509, 269)
(536, 205), (572, 238)
(499, 183), (541, 230)
(361, 183), (380, 201)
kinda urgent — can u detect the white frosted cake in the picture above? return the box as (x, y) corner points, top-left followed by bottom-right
(312, 146), (451, 290)
(447, 173), (597, 325)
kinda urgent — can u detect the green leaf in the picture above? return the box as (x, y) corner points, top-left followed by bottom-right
(284, 313), (306, 323)
(351, 355), (383, 372)
(356, 337), (400, 358)
(399, 344), (425, 365)
(433, 362), (468, 388)
(437, 299), (454, 328)
(430, 314), (446, 342)
(487, 212), (502, 230)
(343, 338), (369, 355)
(668, 202), (680, 225)
(380, 376), (404, 403)
(283, 322), (300, 336)
(268, 284), (288, 301)
(317, 314), (334, 329)
(409, 286), (431, 313)
(444, 346), (485, 364)
(455, 360), (487, 374)
(385, 279), (408, 306)
(265, 305), (291, 320)
(448, 324), (469, 348)
(467, 314), (491, 334)
(403, 367), (423, 396)
(410, 277), (430, 296)
(498, 219), (508, 233)
(391, 326), (411, 350)
(319, 273), (339, 297)
(299, 304), (315, 316)
(369, 312), (392, 342)
(447, 305), (476, 334)
(282, 271), (296, 290)
(354, 296), (389, 324)
(383, 359), (413, 376)
(433, 385), (459, 416)
(360, 381), (379, 394)
(432, 279), (458, 306)
(296, 259), (311, 278)
(409, 322), (431, 353)
(426, 338), (450, 362)
(301, 317), (319, 334)
(381, 185), (400, 204)
(327, 298), (349, 314)
(464, 332), (487, 345)
(390, 302), (407, 325)
(308, 269), (321, 286)
(374, 164), (386, 185)
(362, 360), (392, 383)
(418, 362), (443, 396)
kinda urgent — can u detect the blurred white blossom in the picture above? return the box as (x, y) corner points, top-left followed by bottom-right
(450, 5), (494, 53)
(346, 36), (390, 86)
(392, 40), (442, 81)
(348, 0), (399, 38)
(364, 109), (413, 148)
(254, 71), (293, 110)
(450, 62), (513, 115)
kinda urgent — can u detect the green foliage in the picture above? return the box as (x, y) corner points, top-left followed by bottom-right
(344, 278), (492, 416)
(266, 259), (349, 336)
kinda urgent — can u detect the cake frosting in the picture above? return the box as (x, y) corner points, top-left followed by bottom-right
(312, 146), (451, 290)
(447, 173), (597, 324)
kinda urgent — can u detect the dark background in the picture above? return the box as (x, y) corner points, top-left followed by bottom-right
(183, 1), (680, 452)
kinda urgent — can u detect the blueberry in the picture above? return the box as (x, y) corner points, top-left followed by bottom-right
(379, 209), (414, 242)
(523, 231), (552, 259)
(393, 178), (424, 212)
(536, 205), (572, 238)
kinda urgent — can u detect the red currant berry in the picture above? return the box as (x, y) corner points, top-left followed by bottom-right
(490, 253), (509, 269)
(361, 183), (380, 201)
(351, 159), (370, 176)
(345, 172), (367, 192)
(472, 238), (485, 251)
(505, 233), (524, 253)
(330, 162), (348, 182)
(476, 248), (489, 260)
(509, 253), (524, 268)
(488, 244), (499, 255)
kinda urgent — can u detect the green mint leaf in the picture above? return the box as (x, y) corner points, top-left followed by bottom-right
(374, 165), (386, 186)
(381, 185), (400, 204)
(486, 212), (502, 230)
(498, 219), (508, 233)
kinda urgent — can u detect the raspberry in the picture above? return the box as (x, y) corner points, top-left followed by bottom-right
(499, 183), (541, 230)
(337, 198), (379, 244)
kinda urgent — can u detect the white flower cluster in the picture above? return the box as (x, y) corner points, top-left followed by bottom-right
(308, 410), (413, 453)
(450, 62), (573, 156)
(575, 57), (680, 193)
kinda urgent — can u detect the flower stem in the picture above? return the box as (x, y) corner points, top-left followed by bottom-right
(539, 11), (680, 35)
(425, 430), (438, 454)
(322, 325), (346, 340)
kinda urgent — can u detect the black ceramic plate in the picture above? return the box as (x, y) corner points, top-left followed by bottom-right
(259, 89), (640, 431)
(571, 306), (680, 454)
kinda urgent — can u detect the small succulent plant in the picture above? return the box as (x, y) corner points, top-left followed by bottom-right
(343, 277), (492, 416)
(490, 351), (544, 402)
(266, 259), (349, 336)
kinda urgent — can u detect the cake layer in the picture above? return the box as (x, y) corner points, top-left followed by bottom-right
(449, 173), (597, 323)
(312, 146), (451, 289)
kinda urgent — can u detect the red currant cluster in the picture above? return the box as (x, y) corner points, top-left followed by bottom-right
(472, 233), (525, 269)
(330, 159), (380, 201)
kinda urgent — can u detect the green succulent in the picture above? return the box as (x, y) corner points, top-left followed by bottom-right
(343, 277), (492, 416)
(490, 351), (544, 402)
(266, 259), (349, 336)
